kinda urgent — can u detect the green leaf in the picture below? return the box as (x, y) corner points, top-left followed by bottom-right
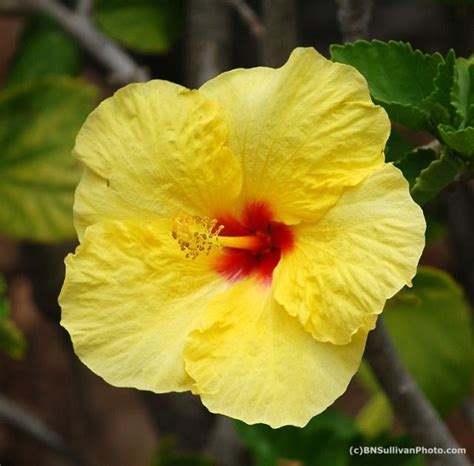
(150, 438), (216, 466)
(0, 276), (6, 298)
(236, 410), (425, 466)
(384, 267), (473, 416)
(410, 149), (463, 206)
(424, 49), (457, 126)
(438, 124), (474, 157)
(0, 276), (8, 319)
(451, 56), (474, 127)
(235, 410), (357, 466)
(0, 275), (25, 358)
(330, 40), (443, 131)
(94, 0), (185, 54)
(7, 15), (81, 87)
(395, 148), (437, 188)
(0, 77), (97, 242)
(356, 361), (379, 393)
(356, 268), (472, 436)
(0, 319), (26, 358)
(356, 393), (393, 438)
(385, 130), (413, 163)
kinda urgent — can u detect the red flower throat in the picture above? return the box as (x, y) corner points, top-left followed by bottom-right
(215, 201), (294, 282)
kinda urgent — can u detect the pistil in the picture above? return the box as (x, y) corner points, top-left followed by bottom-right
(218, 234), (268, 252)
(171, 213), (272, 259)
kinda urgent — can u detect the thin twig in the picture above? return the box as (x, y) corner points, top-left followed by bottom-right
(1, 0), (148, 85)
(76, 0), (92, 17)
(262, 0), (297, 67)
(0, 393), (84, 466)
(365, 320), (470, 466)
(336, 0), (373, 42)
(223, 0), (265, 39)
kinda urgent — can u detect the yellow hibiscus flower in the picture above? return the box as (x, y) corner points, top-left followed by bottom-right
(59, 48), (425, 428)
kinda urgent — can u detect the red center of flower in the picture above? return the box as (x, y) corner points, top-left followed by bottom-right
(214, 201), (294, 283)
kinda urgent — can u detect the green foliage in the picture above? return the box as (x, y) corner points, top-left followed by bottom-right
(236, 410), (424, 466)
(385, 131), (413, 163)
(94, 0), (185, 54)
(357, 267), (473, 435)
(0, 78), (97, 241)
(356, 393), (393, 438)
(0, 275), (25, 358)
(0, 319), (26, 359)
(331, 41), (474, 203)
(1, 10), (98, 243)
(438, 125), (474, 157)
(7, 15), (82, 87)
(384, 267), (473, 415)
(395, 148), (437, 188)
(236, 410), (354, 466)
(0, 279), (8, 320)
(451, 56), (474, 127)
(330, 41), (443, 131)
(410, 149), (463, 205)
(150, 439), (216, 466)
(424, 50), (456, 125)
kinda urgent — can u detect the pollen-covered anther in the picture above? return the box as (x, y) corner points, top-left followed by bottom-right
(172, 214), (224, 259)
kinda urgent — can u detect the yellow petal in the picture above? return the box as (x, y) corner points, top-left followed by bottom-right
(73, 80), (242, 240)
(59, 219), (227, 392)
(74, 168), (143, 242)
(200, 48), (389, 224)
(184, 279), (371, 428)
(273, 164), (426, 345)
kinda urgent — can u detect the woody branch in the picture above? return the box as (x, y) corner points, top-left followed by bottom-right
(0, 0), (148, 85)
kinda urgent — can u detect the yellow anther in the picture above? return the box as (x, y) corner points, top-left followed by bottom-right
(172, 214), (224, 259)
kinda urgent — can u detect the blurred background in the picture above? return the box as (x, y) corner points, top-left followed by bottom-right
(0, 0), (473, 465)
